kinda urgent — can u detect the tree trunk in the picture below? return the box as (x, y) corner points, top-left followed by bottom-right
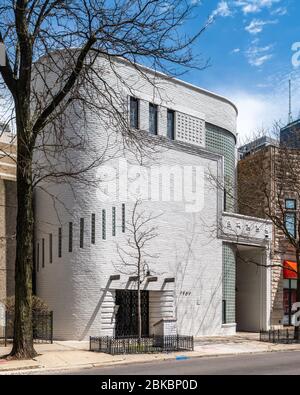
(9, 121), (37, 359)
(137, 282), (142, 345)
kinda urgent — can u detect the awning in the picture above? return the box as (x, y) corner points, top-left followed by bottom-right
(283, 260), (298, 279)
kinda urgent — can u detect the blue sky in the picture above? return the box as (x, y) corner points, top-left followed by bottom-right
(181, 0), (300, 142)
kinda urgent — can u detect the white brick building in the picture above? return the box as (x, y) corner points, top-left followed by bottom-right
(34, 55), (273, 340)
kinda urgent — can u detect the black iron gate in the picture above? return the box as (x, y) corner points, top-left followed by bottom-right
(115, 290), (149, 338)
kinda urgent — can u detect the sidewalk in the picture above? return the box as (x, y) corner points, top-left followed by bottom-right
(1, 335), (300, 374)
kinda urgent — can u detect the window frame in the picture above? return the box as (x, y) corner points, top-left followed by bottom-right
(167, 109), (175, 140)
(130, 96), (139, 129)
(149, 103), (158, 135)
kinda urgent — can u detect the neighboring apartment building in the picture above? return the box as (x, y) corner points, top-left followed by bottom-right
(0, 125), (17, 335)
(34, 54), (272, 340)
(280, 119), (300, 149)
(238, 136), (300, 327)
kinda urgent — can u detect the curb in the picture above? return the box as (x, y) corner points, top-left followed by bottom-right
(2, 345), (300, 374)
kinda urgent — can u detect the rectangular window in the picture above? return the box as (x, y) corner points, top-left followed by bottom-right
(149, 103), (158, 135)
(112, 207), (116, 236)
(285, 212), (296, 238)
(167, 110), (175, 140)
(37, 243), (40, 272)
(42, 238), (45, 268)
(286, 199), (296, 210)
(49, 233), (53, 264)
(122, 203), (126, 233)
(91, 214), (96, 244)
(130, 97), (139, 129)
(80, 218), (84, 248)
(69, 222), (73, 252)
(58, 227), (62, 258)
(102, 209), (106, 240)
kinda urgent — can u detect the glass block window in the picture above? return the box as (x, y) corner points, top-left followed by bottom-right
(102, 209), (106, 240)
(205, 124), (236, 212)
(69, 222), (73, 252)
(130, 97), (139, 129)
(176, 112), (205, 147)
(112, 207), (116, 236)
(91, 214), (96, 244)
(167, 110), (175, 140)
(149, 103), (158, 135)
(222, 243), (236, 324)
(58, 227), (62, 258)
(122, 203), (126, 233)
(49, 233), (53, 264)
(80, 218), (84, 248)
(36, 242), (40, 272)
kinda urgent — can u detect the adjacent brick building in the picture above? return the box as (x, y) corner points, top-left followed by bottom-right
(238, 138), (300, 327)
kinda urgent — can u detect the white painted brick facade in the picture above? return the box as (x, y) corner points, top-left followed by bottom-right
(33, 54), (242, 340)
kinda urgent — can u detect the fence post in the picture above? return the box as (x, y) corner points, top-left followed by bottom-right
(50, 311), (53, 344)
(4, 310), (7, 347)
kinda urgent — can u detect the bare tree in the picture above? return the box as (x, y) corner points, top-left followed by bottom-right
(115, 199), (162, 343)
(0, 0), (208, 358)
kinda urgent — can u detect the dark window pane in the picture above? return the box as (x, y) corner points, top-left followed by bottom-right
(91, 214), (96, 244)
(80, 218), (84, 248)
(58, 228), (62, 258)
(130, 97), (139, 129)
(112, 207), (116, 236)
(49, 233), (53, 263)
(69, 222), (73, 252)
(167, 110), (175, 140)
(286, 199), (296, 210)
(122, 203), (125, 233)
(149, 103), (158, 135)
(42, 238), (45, 268)
(102, 209), (106, 240)
(285, 212), (296, 237)
(37, 243), (40, 272)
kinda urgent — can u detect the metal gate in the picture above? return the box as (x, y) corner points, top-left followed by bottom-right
(115, 290), (149, 338)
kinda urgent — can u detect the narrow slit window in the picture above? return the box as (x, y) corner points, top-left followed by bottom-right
(102, 209), (106, 240)
(42, 238), (45, 268)
(167, 109), (175, 140)
(149, 103), (158, 135)
(69, 222), (73, 252)
(80, 218), (84, 248)
(91, 213), (96, 244)
(112, 207), (116, 236)
(122, 203), (126, 233)
(49, 233), (53, 264)
(130, 97), (139, 129)
(58, 227), (62, 258)
(37, 243), (40, 272)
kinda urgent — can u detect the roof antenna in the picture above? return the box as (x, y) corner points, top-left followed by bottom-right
(288, 78), (293, 124)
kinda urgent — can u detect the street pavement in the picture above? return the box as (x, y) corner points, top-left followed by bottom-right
(22, 350), (300, 375)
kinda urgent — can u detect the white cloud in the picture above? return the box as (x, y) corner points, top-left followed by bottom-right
(234, 0), (281, 15)
(210, 1), (232, 19)
(231, 48), (241, 54)
(245, 18), (278, 34)
(246, 44), (275, 66)
(271, 6), (287, 15)
(217, 70), (300, 141)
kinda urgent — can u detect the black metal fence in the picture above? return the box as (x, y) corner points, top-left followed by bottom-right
(90, 335), (194, 355)
(260, 329), (300, 344)
(4, 311), (53, 346)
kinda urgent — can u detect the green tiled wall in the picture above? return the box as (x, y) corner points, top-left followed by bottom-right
(222, 243), (236, 324)
(205, 124), (236, 212)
